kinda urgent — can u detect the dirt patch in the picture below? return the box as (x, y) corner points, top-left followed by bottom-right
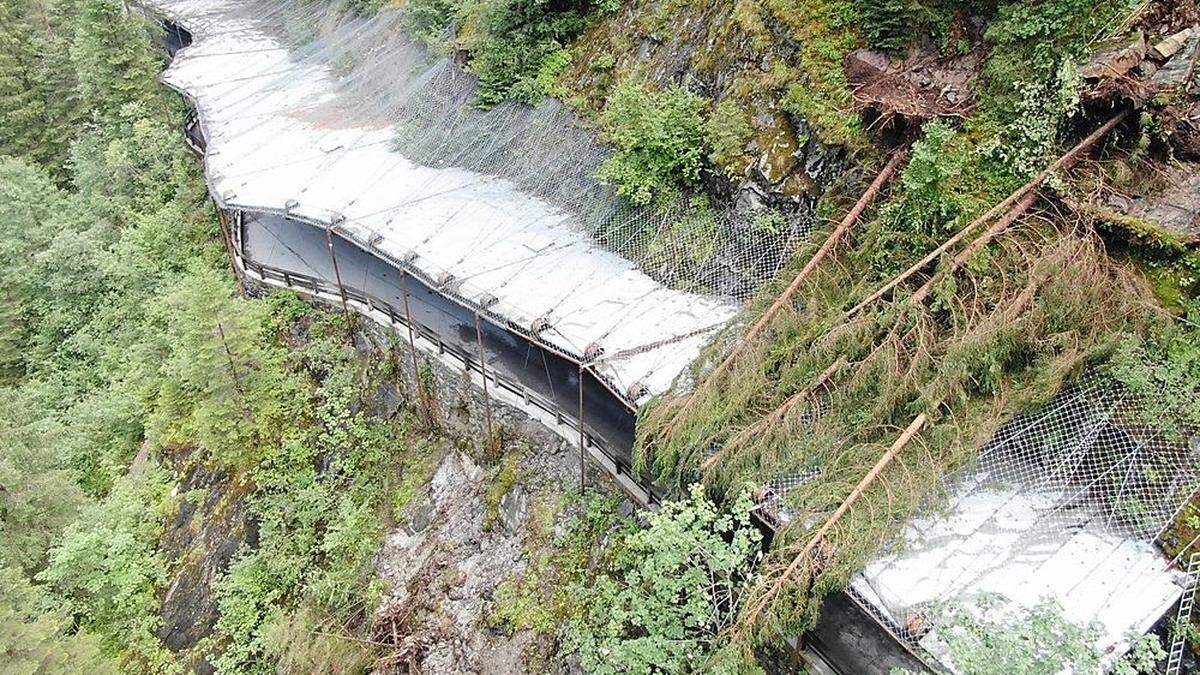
(1138, 0), (1200, 37)
(844, 47), (979, 131)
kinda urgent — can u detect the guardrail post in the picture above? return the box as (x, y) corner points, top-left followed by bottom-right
(324, 223), (351, 326)
(475, 312), (497, 455)
(400, 284), (430, 428)
(578, 364), (586, 492)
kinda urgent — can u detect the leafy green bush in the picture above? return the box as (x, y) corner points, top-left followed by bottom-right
(1106, 301), (1200, 437)
(455, 0), (617, 106)
(38, 467), (174, 666)
(869, 120), (967, 275)
(705, 99), (754, 178)
(886, 120), (965, 231)
(398, 0), (617, 104)
(0, 565), (117, 674)
(213, 332), (403, 673)
(980, 63), (1082, 184)
(921, 595), (1164, 675)
(563, 485), (763, 674)
(982, 0), (1133, 109)
(596, 80), (708, 207)
(400, 0), (459, 51)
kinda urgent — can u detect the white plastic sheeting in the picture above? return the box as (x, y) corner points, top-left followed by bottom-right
(145, 0), (738, 404)
(850, 483), (1185, 670)
(846, 373), (1198, 671)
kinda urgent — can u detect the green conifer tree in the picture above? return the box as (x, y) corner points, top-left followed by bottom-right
(0, 0), (52, 162)
(70, 0), (162, 123)
(0, 0), (84, 173)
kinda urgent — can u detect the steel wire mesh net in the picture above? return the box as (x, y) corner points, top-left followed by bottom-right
(166, 0), (806, 304)
(840, 371), (1200, 665)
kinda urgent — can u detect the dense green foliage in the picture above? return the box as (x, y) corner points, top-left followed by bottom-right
(1107, 301), (1200, 436)
(704, 98), (754, 178)
(0, 565), (118, 672)
(491, 486), (763, 674)
(595, 79), (708, 206)
(0, 1), (413, 671)
(39, 468), (175, 667)
(401, 0), (618, 105)
(912, 596), (1165, 675)
(565, 486), (762, 674)
(634, 0), (1191, 659)
(0, 0), (81, 172)
(211, 316), (428, 673)
(2, 0), (1194, 672)
(0, 0), (235, 664)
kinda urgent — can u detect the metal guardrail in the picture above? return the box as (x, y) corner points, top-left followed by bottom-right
(236, 251), (653, 496)
(167, 39), (654, 501)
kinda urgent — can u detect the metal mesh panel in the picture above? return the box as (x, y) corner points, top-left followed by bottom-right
(851, 371), (1200, 665)
(164, 0), (807, 303)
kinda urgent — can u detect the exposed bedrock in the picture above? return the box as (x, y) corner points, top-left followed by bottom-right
(561, 0), (852, 224)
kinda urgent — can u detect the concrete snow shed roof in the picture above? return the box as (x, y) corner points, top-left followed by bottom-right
(143, 0), (739, 405)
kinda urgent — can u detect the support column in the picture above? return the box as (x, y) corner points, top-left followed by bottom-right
(324, 223), (351, 322)
(579, 364), (587, 492)
(474, 312), (496, 453)
(400, 284), (428, 428)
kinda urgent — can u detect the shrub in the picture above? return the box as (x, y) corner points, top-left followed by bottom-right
(870, 119), (967, 275)
(0, 565), (118, 674)
(982, 0), (1133, 109)
(213, 337), (402, 673)
(399, 0), (458, 50)
(917, 595), (1165, 675)
(1105, 301), (1200, 438)
(458, 0), (617, 106)
(596, 80), (708, 207)
(38, 467), (174, 666)
(563, 485), (763, 674)
(888, 119), (965, 232)
(705, 98), (754, 178)
(980, 63), (1082, 184)
(852, 0), (913, 52)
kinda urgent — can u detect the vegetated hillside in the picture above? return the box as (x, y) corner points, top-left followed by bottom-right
(0, 2), (761, 673)
(396, 0), (1200, 667)
(4, 0), (1200, 674)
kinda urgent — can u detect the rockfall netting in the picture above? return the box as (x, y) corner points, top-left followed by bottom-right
(164, 0), (805, 303)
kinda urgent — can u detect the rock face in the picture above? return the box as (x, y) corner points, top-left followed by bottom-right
(1109, 162), (1200, 240)
(561, 0), (850, 224)
(374, 441), (599, 672)
(353, 307), (633, 672)
(156, 457), (257, 674)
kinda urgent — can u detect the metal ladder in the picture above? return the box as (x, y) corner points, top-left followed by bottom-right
(1166, 551), (1200, 675)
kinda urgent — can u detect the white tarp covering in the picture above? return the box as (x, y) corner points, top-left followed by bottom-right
(146, 0), (737, 403)
(850, 477), (1185, 670)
